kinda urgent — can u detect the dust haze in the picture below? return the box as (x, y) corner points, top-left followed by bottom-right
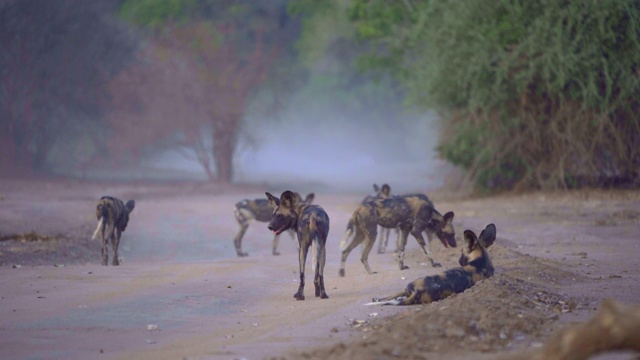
(151, 103), (447, 194)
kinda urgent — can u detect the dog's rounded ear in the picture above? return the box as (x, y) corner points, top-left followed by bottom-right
(126, 200), (135, 212)
(443, 211), (455, 224)
(304, 193), (315, 204)
(266, 192), (280, 207)
(280, 190), (298, 208)
(381, 184), (391, 196)
(463, 229), (477, 250)
(478, 223), (497, 248)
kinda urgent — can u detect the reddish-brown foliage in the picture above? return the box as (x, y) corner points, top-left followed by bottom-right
(107, 21), (278, 182)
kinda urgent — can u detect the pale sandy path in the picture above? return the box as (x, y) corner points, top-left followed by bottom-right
(1, 181), (639, 360)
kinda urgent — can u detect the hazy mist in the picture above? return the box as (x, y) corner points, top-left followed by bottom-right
(149, 98), (445, 193)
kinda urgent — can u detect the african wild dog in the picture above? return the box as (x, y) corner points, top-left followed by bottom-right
(339, 194), (455, 277)
(361, 183), (391, 203)
(378, 193), (438, 254)
(233, 192), (314, 257)
(365, 223), (496, 306)
(91, 196), (135, 266)
(266, 190), (329, 300)
(359, 183), (396, 254)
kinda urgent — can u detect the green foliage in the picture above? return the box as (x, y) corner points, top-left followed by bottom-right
(119, 0), (195, 28)
(345, 0), (640, 190)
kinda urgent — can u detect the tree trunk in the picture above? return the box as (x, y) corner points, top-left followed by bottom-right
(212, 124), (235, 183)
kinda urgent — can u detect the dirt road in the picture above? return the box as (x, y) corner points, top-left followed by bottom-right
(0, 180), (638, 359)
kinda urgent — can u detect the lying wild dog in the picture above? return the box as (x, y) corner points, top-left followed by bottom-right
(266, 190), (329, 300)
(339, 194), (455, 277)
(366, 223), (496, 306)
(91, 196), (135, 266)
(233, 192), (314, 257)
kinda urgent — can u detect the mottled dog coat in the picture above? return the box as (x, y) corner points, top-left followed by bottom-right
(360, 184), (397, 254)
(91, 196), (135, 266)
(266, 190), (329, 300)
(366, 224), (496, 306)
(233, 192), (314, 256)
(339, 194), (456, 277)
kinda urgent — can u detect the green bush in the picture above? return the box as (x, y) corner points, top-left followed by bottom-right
(348, 0), (640, 190)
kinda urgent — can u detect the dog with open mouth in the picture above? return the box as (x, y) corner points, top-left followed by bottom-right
(266, 190), (330, 300)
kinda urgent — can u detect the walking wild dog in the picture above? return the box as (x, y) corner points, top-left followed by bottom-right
(378, 193), (438, 254)
(360, 183), (396, 254)
(361, 183), (391, 203)
(233, 192), (314, 257)
(266, 190), (329, 300)
(366, 223), (496, 305)
(91, 196), (135, 266)
(339, 194), (455, 277)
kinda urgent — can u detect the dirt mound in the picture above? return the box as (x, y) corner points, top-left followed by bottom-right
(0, 227), (98, 266)
(279, 244), (588, 359)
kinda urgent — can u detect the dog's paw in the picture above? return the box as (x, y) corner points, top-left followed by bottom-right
(400, 265), (410, 270)
(338, 269), (345, 277)
(272, 251), (280, 256)
(432, 262), (442, 268)
(294, 293), (305, 301)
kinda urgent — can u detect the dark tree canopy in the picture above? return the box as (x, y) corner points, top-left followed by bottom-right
(0, 0), (135, 175)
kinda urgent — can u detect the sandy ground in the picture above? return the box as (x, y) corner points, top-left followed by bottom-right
(0, 179), (639, 360)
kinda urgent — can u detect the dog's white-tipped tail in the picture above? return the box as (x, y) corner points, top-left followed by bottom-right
(339, 222), (354, 251)
(364, 298), (401, 306)
(91, 217), (104, 240)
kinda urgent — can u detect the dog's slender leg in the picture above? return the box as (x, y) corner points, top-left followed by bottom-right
(397, 228), (410, 270)
(398, 290), (419, 305)
(339, 228), (366, 277)
(290, 229), (299, 252)
(233, 221), (249, 257)
(295, 241), (310, 300)
(112, 228), (121, 266)
(360, 227), (378, 274)
(314, 239), (329, 299)
(411, 226), (441, 267)
(100, 223), (108, 266)
(106, 223), (117, 266)
(272, 233), (281, 256)
(372, 290), (407, 303)
(377, 227), (391, 254)
(314, 242), (320, 297)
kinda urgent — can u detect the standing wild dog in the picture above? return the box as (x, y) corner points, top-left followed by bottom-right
(233, 192), (314, 257)
(361, 183), (391, 203)
(366, 223), (496, 306)
(91, 196), (135, 266)
(339, 194), (455, 277)
(360, 183), (396, 254)
(266, 190), (329, 300)
(379, 193), (438, 254)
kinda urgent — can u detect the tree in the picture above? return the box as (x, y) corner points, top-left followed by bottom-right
(344, 0), (640, 190)
(0, 0), (134, 176)
(107, 21), (278, 182)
